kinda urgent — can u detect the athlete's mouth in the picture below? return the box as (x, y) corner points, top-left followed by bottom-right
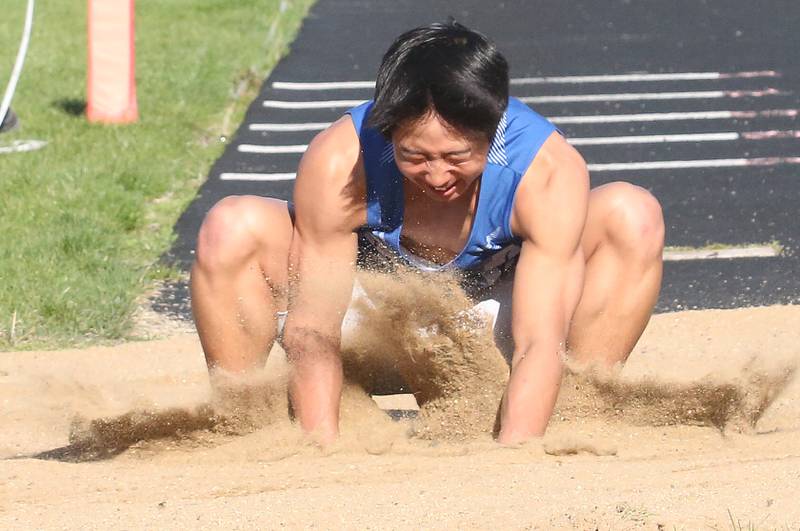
(432, 182), (455, 192)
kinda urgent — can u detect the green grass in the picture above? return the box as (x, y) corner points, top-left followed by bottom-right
(0, 0), (314, 349)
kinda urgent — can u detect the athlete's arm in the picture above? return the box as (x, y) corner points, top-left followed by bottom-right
(282, 117), (364, 444)
(497, 133), (589, 444)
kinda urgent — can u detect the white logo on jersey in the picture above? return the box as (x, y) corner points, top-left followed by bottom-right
(484, 227), (504, 250)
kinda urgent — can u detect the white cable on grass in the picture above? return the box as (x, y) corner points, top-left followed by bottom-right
(0, 0), (35, 130)
(0, 139), (46, 153)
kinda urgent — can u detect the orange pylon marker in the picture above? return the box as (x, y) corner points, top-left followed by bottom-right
(87, 0), (138, 123)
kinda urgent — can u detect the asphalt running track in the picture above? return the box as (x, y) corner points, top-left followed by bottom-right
(156, 0), (800, 319)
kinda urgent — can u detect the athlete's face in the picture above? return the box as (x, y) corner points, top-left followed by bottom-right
(391, 112), (490, 203)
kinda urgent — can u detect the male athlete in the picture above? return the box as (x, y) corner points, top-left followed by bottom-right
(191, 22), (664, 445)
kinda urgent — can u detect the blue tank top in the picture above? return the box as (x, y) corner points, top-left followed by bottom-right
(346, 97), (558, 271)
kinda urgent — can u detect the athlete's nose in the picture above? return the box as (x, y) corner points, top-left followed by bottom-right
(424, 159), (452, 186)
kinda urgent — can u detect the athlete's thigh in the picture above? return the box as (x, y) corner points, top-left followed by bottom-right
(250, 197), (294, 281)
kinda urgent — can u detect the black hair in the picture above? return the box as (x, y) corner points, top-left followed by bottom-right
(368, 21), (509, 142)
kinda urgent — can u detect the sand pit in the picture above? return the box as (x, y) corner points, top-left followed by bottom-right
(2, 286), (799, 527)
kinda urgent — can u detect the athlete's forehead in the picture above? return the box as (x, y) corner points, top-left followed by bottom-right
(391, 111), (488, 154)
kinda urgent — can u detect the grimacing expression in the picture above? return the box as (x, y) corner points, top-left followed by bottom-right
(391, 112), (490, 202)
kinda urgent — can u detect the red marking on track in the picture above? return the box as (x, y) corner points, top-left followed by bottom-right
(741, 130), (800, 140)
(746, 157), (800, 166)
(720, 70), (781, 79)
(730, 109), (798, 118)
(727, 88), (784, 98)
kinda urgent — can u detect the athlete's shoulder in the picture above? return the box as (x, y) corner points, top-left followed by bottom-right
(344, 100), (393, 160)
(506, 97), (555, 127)
(510, 131), (589, 241)
(303, 115), (362, 176)
(294, 115), (366, 232)
(345, 100), (375, 134)
(495, 97), (560, 175)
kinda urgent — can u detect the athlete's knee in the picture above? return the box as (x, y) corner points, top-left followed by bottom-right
(604, 183), (664, 262)
(195, 195), (274, 272)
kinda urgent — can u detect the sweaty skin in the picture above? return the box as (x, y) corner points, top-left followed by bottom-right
(282, 111), (589, 444)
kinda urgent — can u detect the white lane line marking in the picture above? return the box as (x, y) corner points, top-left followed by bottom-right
(238, 144), (307, 154)
(249, 123), (330, 132)
(588, 157), (800, 172)
(273, 80), (375, 90)
(663, 246), (779, 261)
(244, 110), (799, 132)
(262, 99), (365, 109)
(571, 132), (740, 145)
(219, 172), (297, 181)
(520, 89), (782, 104)
(512, 70), (780, 85)
(234, 130), (798, 154)
(249, 122), (332, 131)
(271, 70), (780, 90)
(551, 109), (798, 124)
(262, 89), (784, 109)
(220, 172), (295, 180)
(571, 130), (799, 145)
